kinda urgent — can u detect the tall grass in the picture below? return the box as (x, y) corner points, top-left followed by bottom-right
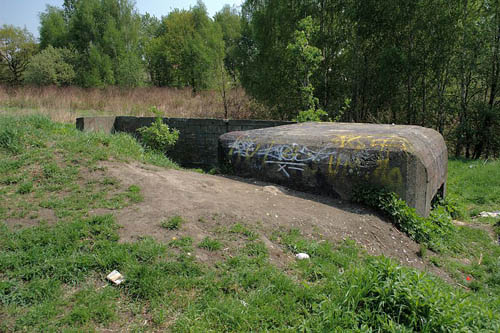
(0, 85), (271, 123)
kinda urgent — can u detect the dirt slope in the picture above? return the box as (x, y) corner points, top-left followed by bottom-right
(96, 161), (450, 278)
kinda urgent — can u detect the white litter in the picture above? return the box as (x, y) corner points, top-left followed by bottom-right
(106, 270), (125, 285)
(295, 253), (310, 260)
(263, 185), (285, 195)
(478, 211), (500, 218)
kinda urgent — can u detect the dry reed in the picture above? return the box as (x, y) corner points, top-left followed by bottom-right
(0, 85), (271, 123)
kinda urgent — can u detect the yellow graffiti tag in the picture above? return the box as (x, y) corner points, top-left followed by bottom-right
(329, 134), (412, 153)
(372, 151), (403, 186)
(262, 141), (275, 166)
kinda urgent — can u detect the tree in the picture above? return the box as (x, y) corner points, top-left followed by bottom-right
(238, 0), (499, 157)
(238, 0), (304, 119)
(24, 46), (76, 86)
(214, 5), (242, 81)
(472, 0), (500, 158)
(287, 16), (326, 121)
(145, 1), (224, 92)
(39, 6), (68, 49)
(0, 25), (38, 85)
(39, 0), (145, 87)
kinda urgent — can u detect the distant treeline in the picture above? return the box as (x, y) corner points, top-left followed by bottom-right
(0, 0), (499, 158)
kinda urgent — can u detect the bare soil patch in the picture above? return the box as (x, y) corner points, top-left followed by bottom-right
(97, 161), (450, 279)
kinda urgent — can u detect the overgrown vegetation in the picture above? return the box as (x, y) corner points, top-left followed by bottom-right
(352, 171), (500, 309)
(0, 114), (499, 330)
(353, 187), (457, 252)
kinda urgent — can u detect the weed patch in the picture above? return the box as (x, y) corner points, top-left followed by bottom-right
(168, 236), (193, 250)
(230, 223), (258, 240)
(198, 237), (223, 251)
(352, 187), (456, 252)
(161, 215), (184, 230)
(352, 183), (499, 302)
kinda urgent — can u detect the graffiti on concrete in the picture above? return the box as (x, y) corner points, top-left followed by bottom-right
(229, 140), (335, 177)
(228, 134), (409, 186)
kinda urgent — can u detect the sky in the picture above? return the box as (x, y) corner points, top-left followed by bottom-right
(0, 0), (244, 39)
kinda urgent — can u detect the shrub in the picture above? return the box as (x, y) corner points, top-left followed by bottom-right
(295, 108), (329, 122)
(136, 117), (179, 152)
(24, 46), (76, 86)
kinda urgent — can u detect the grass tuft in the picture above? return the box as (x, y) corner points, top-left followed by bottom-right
(161, 215), (184, 230)
(230, 223), (259, 240)
(17, 181), (33, 194)
(198, 237), (223, 251)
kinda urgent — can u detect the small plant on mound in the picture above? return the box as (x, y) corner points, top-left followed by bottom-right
(198, 237), (222, 251)
(17, 181), (33, 194)
(137, 115), (179, 153)
(432, 194), (463, 220)
(352, 186), (456, 252)
(161, 216), (184, 230)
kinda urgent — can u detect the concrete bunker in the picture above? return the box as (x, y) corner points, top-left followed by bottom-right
(219, 122), (447, 216)
(76, 117), (447, 216)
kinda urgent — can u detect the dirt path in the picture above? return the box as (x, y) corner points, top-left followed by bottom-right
(98, 161), (449, 278)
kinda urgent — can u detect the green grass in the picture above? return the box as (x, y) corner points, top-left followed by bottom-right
(448, 158), (500, 220)
(230, 223), (259, 240)
(352, 162), (500, 306)
(168, 236), (193, 250)
(0, 114), (176, 223)
(0, 114), (499, 331)
(198, 237), (223, 251)
(161, 215), (184, 230)
(1, 216), (498, 331)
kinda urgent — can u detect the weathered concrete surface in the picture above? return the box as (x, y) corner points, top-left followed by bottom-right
(76, 116), (116, 133)
(219, 122), (448, 216)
